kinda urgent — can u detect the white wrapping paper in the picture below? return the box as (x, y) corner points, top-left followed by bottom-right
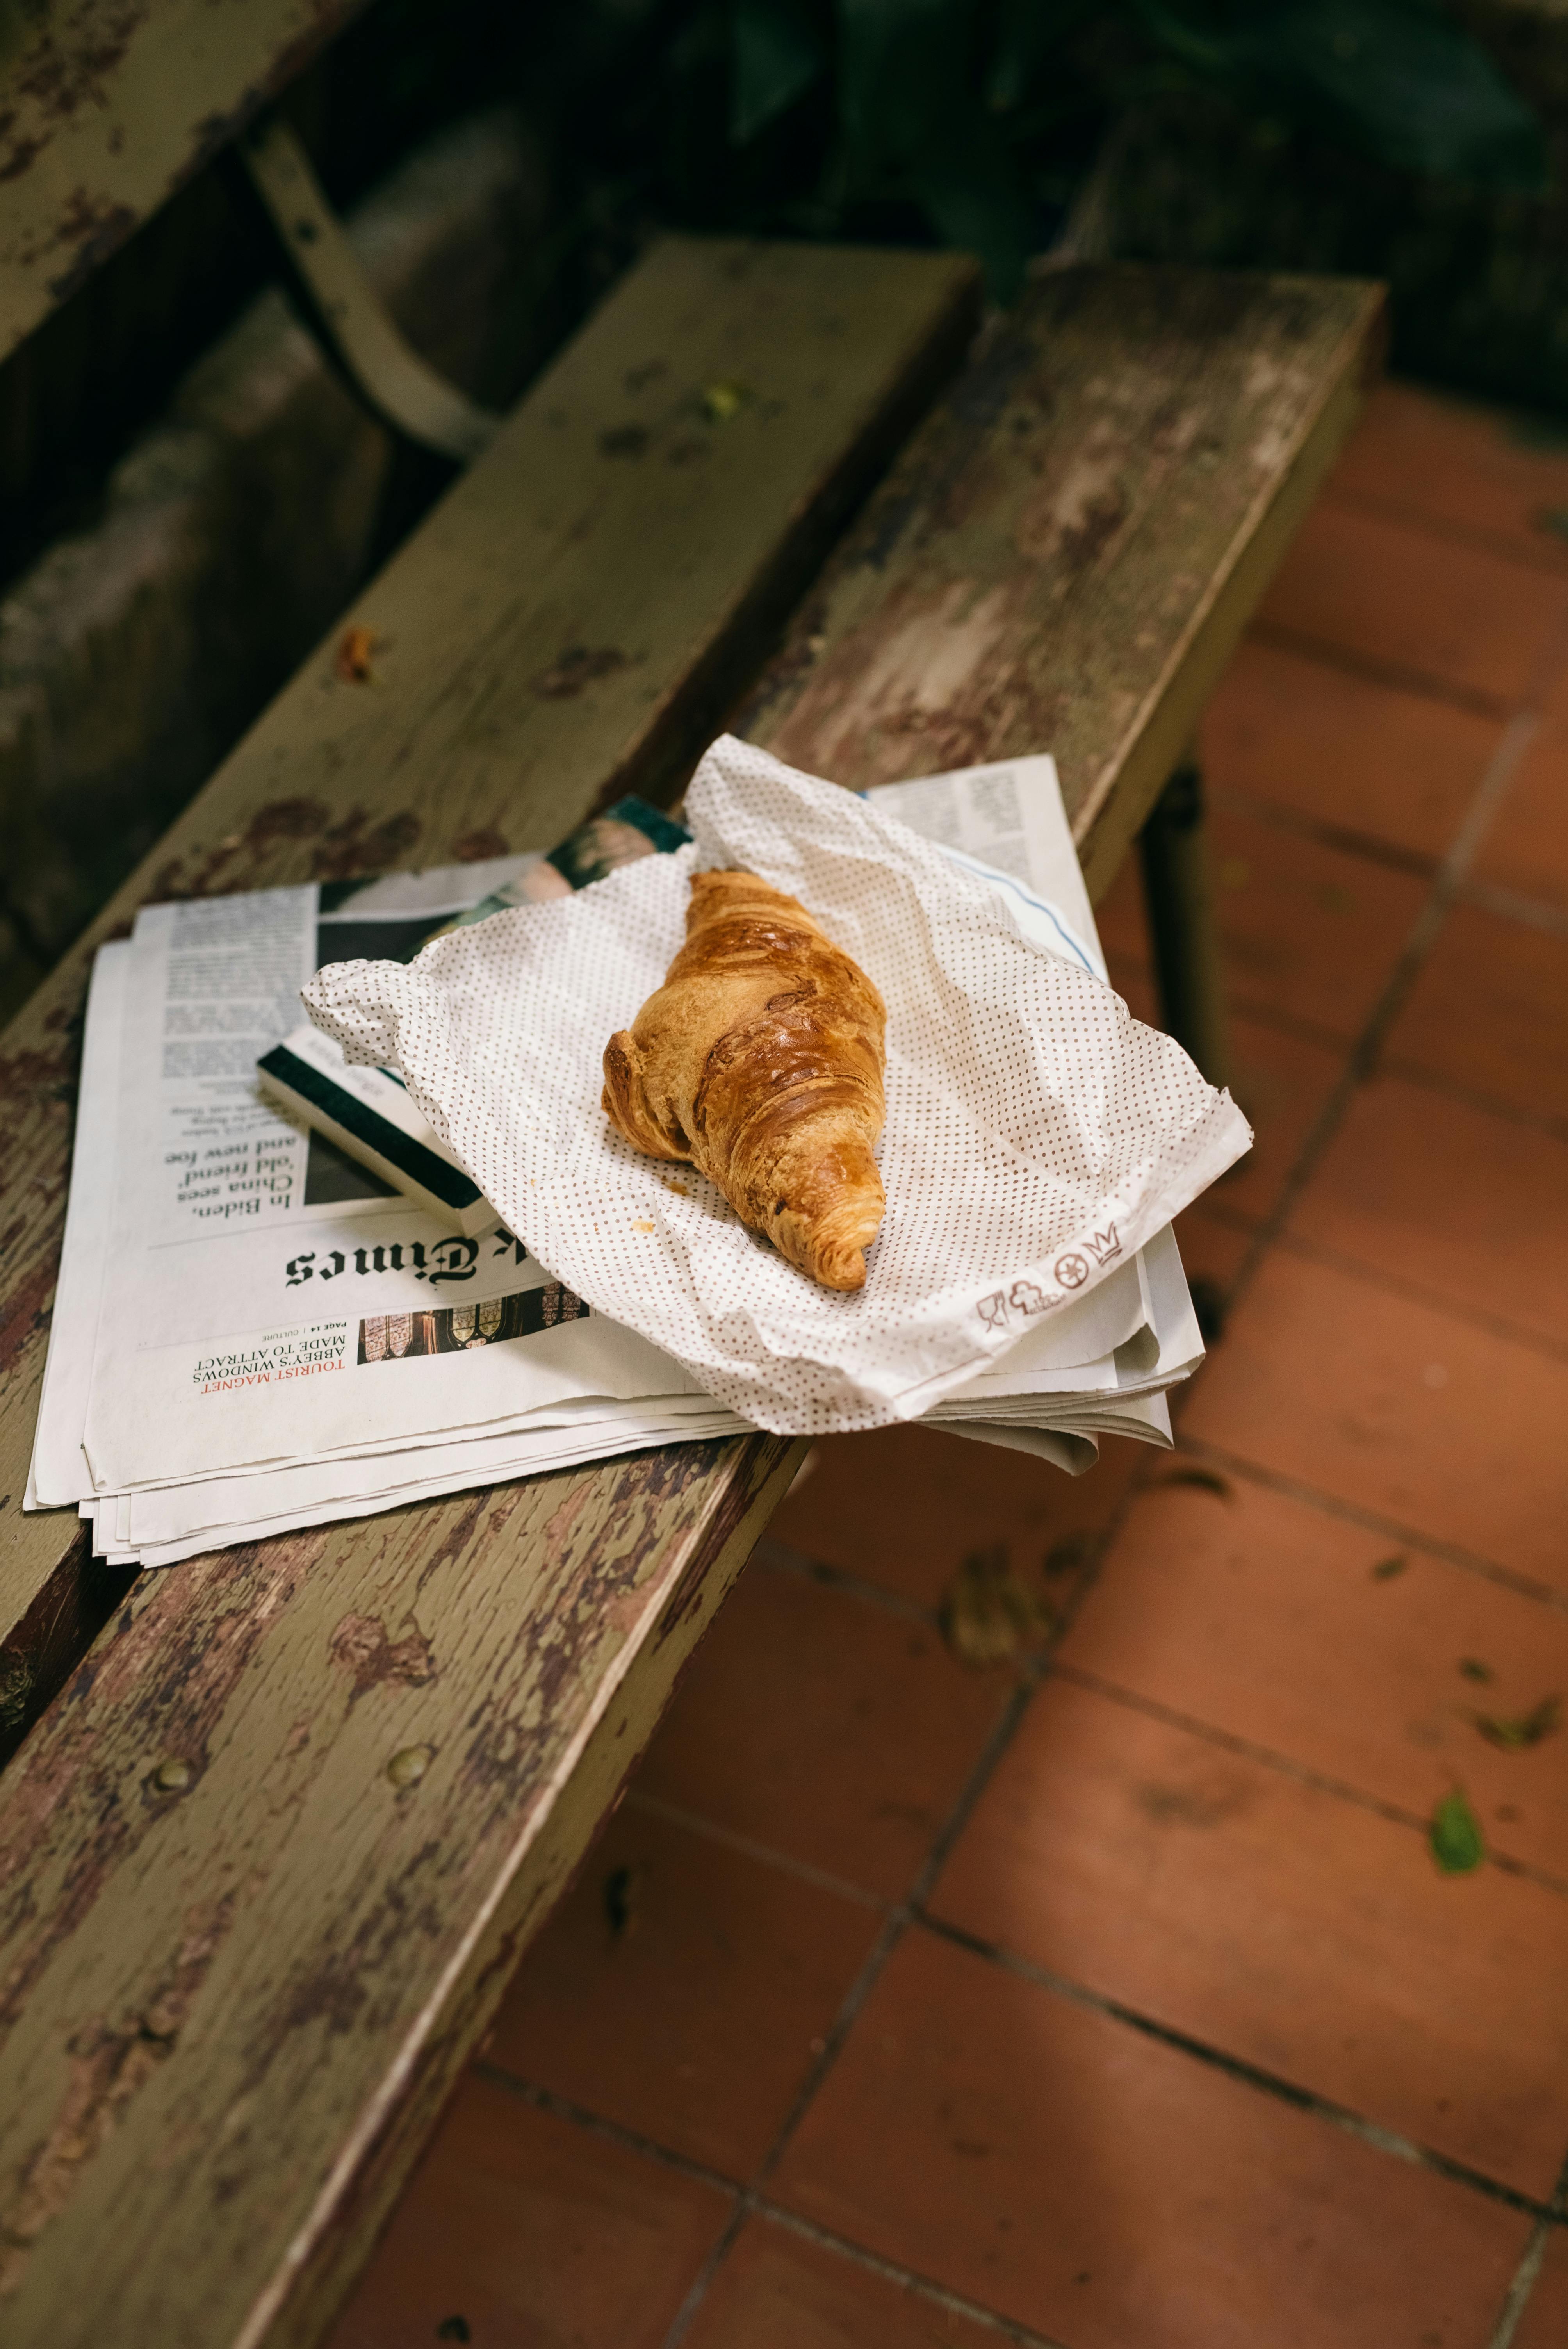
(304, 738), (1250, 1433)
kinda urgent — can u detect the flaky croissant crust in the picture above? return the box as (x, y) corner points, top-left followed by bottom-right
(602, 869), (887, 1290)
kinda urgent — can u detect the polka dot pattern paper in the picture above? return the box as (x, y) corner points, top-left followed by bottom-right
(304, 738), (1251, 1434)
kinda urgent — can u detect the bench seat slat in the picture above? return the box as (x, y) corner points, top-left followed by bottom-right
(742, 262), (1386, 900)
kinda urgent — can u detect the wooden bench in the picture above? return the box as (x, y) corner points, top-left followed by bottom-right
(0, 235), (1382, 2346)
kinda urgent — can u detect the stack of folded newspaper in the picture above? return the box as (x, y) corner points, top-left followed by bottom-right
(27, 757), (1205, 1567)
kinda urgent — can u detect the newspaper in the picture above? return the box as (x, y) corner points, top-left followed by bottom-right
(29, 756), (1204, 1566)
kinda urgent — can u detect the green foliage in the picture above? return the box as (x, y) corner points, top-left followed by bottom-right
(707, 0), (1545, 297)
(1134, 0), (1545, 186)
(732, 0), (827, 142)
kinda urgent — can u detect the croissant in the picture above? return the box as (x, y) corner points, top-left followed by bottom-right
(602, 869), (887, 1290)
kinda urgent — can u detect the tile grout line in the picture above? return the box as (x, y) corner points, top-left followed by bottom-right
(754, 2202), (1074, 2347)
(1247, 619), (1516, 723)
(1220, 668), (1552, 1327)
(1049, 1662), (1568, 1902)
(1202, 780), (1444, 879)
(473, 2067), (1076, 2347)
(913, 1912), (1560, 2225)
(1258, 1224), (1568, 1371)
(1485, 2144), (1568, 2349)
(656, 1476), (1148, 2345)
(1130, 957), (1568, 1148)
(1488, 2219), (1557, 2349)
(1372, 1061), (1568, 1148)
(1174, 1434), (1568, 1615)
(682, 1518), (1568, 1895)
(624, 1785), (890, 1914)
(1321, 481), (1568, 583)
(1461, 876), (1568, 939)
(1115, 962), (1568, 1146)
(638, 1592), (1568, 1921)
(750, 1533), (939, 1626)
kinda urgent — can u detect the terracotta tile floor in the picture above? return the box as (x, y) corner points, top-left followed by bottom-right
(331, 380), (1568, 2347)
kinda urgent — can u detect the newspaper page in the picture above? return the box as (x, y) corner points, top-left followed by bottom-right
(59, 859), (710, 1506)
(28, 943), (128, 1506)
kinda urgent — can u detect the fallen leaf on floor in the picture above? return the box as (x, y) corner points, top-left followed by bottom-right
(1370, 1553), (1408, 1581)
(1430, 1789), (1485, 1874)
(1475, 1695), (1560, 1752)
(1044, 1532), (1092, 1577)
(603, 1861), (643, 1938)
(939, 1544), (1053, 1667)
(1457, 1658), (1494, 1684)
(1159, 1465), (1233, 1501)
(334, 623), (377, 683)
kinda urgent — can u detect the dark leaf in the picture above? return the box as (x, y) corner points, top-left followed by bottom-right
(1136, 0), (1545, 188)
(1160, 1464), (1234, 1501)
(603, 1861), (642, 1937)
(1243, 0), (1544, 186)
(1370, 1552), (1407, 1580)
(914, 138), (1037, 302)
(1475, 1695), (1561, 1752)
(837, 0), (974, 176)
(1457, 1658), (1493, 1684)
(731, 0), (828, 144)
(1430, 1788), (1484, 1874)
(1044, 1532), (1092, 1577)
(987, 0), (1095, 112)
(940, 1543), (1054, 1667)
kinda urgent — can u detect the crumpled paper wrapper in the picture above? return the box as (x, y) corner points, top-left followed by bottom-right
(304, 737), (1251, 1433)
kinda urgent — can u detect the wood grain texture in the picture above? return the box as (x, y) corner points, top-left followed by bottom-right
(0, 1427), (802, 2346)
(741, 262), (1386, 901)
(0, 231), (972, 2349)
(0, 234), (980, 1674)
(0, 0), (374, 362)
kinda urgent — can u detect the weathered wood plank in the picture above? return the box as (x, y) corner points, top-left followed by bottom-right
(0, 1426), (802, 2346)
(0, 0), (372, 364)
(0, 233), (981, 1674)
(0, 230), (975, 2349)
(741, 262), (1386, 902)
